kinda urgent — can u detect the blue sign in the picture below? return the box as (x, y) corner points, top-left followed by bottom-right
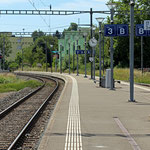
(76, 50), (91, 54)
(87, 50), (91, 54)
(76, 50), (85, 54)
(104, 24), (129, 37)
(104, 24), (117, 37)
(52, 51), (58, 53)
(136, 24), (147, 36)
(117, 24), (129, 36)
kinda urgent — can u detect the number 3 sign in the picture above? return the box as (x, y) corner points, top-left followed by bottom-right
(104, 24), (129, 37)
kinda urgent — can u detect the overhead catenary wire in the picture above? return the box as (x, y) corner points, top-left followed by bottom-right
(28, 0), (49, 28)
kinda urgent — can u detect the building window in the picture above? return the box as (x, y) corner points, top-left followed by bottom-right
(17, 39), (21, 43)
(17, 45), (22, 50)
(66, 50), (68, 55)
(78, 45), (81, 50)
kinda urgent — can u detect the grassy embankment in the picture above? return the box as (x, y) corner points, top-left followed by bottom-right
(20, 66), (150, 84)
(0, 73), (42, 93)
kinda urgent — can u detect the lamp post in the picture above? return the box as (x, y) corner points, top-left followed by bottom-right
(96, 17), (105, 87)
(50, 44), (53, 73)
(68, 40), (71, 74)
(129, 0), (135, 102)
(73, 42), (75, 73)
(76, 39), (79, 76)
(60, 44), (62, 74)
(45, 41), (48, 72)
(83, 32), (88, 78)
(106, 2), (117, 90)
(141, 21), (144, 74)
(102, 26), (105, 75)
(92, 27), (96, 81)
(22, 28), (25, 71)
(2, 36), (5, 70)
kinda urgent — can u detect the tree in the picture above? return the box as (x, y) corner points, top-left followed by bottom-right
(0, 35), (12, 58)
(68, 23), (78, 31)
(32, 30), (45, 42)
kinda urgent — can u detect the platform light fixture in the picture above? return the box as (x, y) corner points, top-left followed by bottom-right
(96, 17), (105, 87)
(106, 1), (117, 90)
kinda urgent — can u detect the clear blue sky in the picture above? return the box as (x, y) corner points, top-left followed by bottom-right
(0, 0), (110, 33)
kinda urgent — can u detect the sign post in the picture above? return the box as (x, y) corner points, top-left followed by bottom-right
(89, 37), (97, 81)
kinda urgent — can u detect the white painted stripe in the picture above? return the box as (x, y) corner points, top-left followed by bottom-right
(114, 117), (141, 150)
(121, 81), (150, 91)
(65, 75), (83, 150)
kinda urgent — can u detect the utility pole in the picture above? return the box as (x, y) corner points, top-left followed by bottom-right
(3, 37), (5, 70)
(69, 42), (71, 74)
(73, 42), (75, 73)
(141, 21), (144, 74)
(60, 44), (62, 74)
(45, 41), (48, 72)
(90, 8), (93, 79)
(129, 0), (135, 102)
(76, 40), (79, 76)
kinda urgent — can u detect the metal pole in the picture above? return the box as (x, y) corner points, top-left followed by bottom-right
(55, 57), (57, 72)
(93, 47), (95, 80)
(3, 37), (5, 70)
(129, 0), (135, 102)
(77, 40), (79, 76)
(21, 39), (23, 71)
(0, 49), (1, 71)
(141, 21), (144, 74)
(50, 45), (53, 73)
(103, 28), (105, 75)
(90, 8), (93, 79)
(84, 36), (87, 78)
(60, 45), (62, 74)
(46, 42), (48, 72)
(110, 9), (114, 90)
(93, 29), (95, 81)
(69, 42), (70, 74)
(73, 42), (75, 73)
(99, 22), (102, 86)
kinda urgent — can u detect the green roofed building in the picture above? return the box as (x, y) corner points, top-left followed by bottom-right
(58, 28), (90, 65)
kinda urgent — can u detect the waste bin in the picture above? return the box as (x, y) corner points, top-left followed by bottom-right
(105, 69), (114, 88)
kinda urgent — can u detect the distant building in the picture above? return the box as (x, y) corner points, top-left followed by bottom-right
(9, 36), (33, 61)
(0, 32), (33, 61)
(58, 28), (90, 64)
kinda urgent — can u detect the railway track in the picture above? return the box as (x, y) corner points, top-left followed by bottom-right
(0, 73), (64, 150)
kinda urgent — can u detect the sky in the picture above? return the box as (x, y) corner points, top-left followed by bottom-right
(0, 0), (110, 34)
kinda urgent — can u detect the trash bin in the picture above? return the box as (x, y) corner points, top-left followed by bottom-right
(105, 69), (114, 88)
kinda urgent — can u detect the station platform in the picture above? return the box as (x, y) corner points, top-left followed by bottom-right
(33, 72), (150, 150)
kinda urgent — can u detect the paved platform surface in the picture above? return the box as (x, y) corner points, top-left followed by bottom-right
(32, 72), (150, 150)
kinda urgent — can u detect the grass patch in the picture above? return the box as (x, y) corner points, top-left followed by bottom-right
(114, 68), (150, 84)
(17, 66), (150, 84)
(0, 73), (42, 93)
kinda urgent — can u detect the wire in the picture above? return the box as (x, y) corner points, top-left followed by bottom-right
(38, 0), (47, 7)
(28, 0), (49, 28)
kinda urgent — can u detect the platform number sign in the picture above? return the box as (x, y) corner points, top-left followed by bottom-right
(104, 25), (116, 37)
(117, 24), (128, 36)
(144, 20), (150, 30)
(136, 24), (147, 36)
(104, 24), (129, 37)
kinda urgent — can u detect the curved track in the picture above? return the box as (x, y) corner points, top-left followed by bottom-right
(0, 73), (63, 150)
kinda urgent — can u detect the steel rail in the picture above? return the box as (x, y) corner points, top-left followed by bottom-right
(7, 74), (59, 150)
(0, 76), (45, 119)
